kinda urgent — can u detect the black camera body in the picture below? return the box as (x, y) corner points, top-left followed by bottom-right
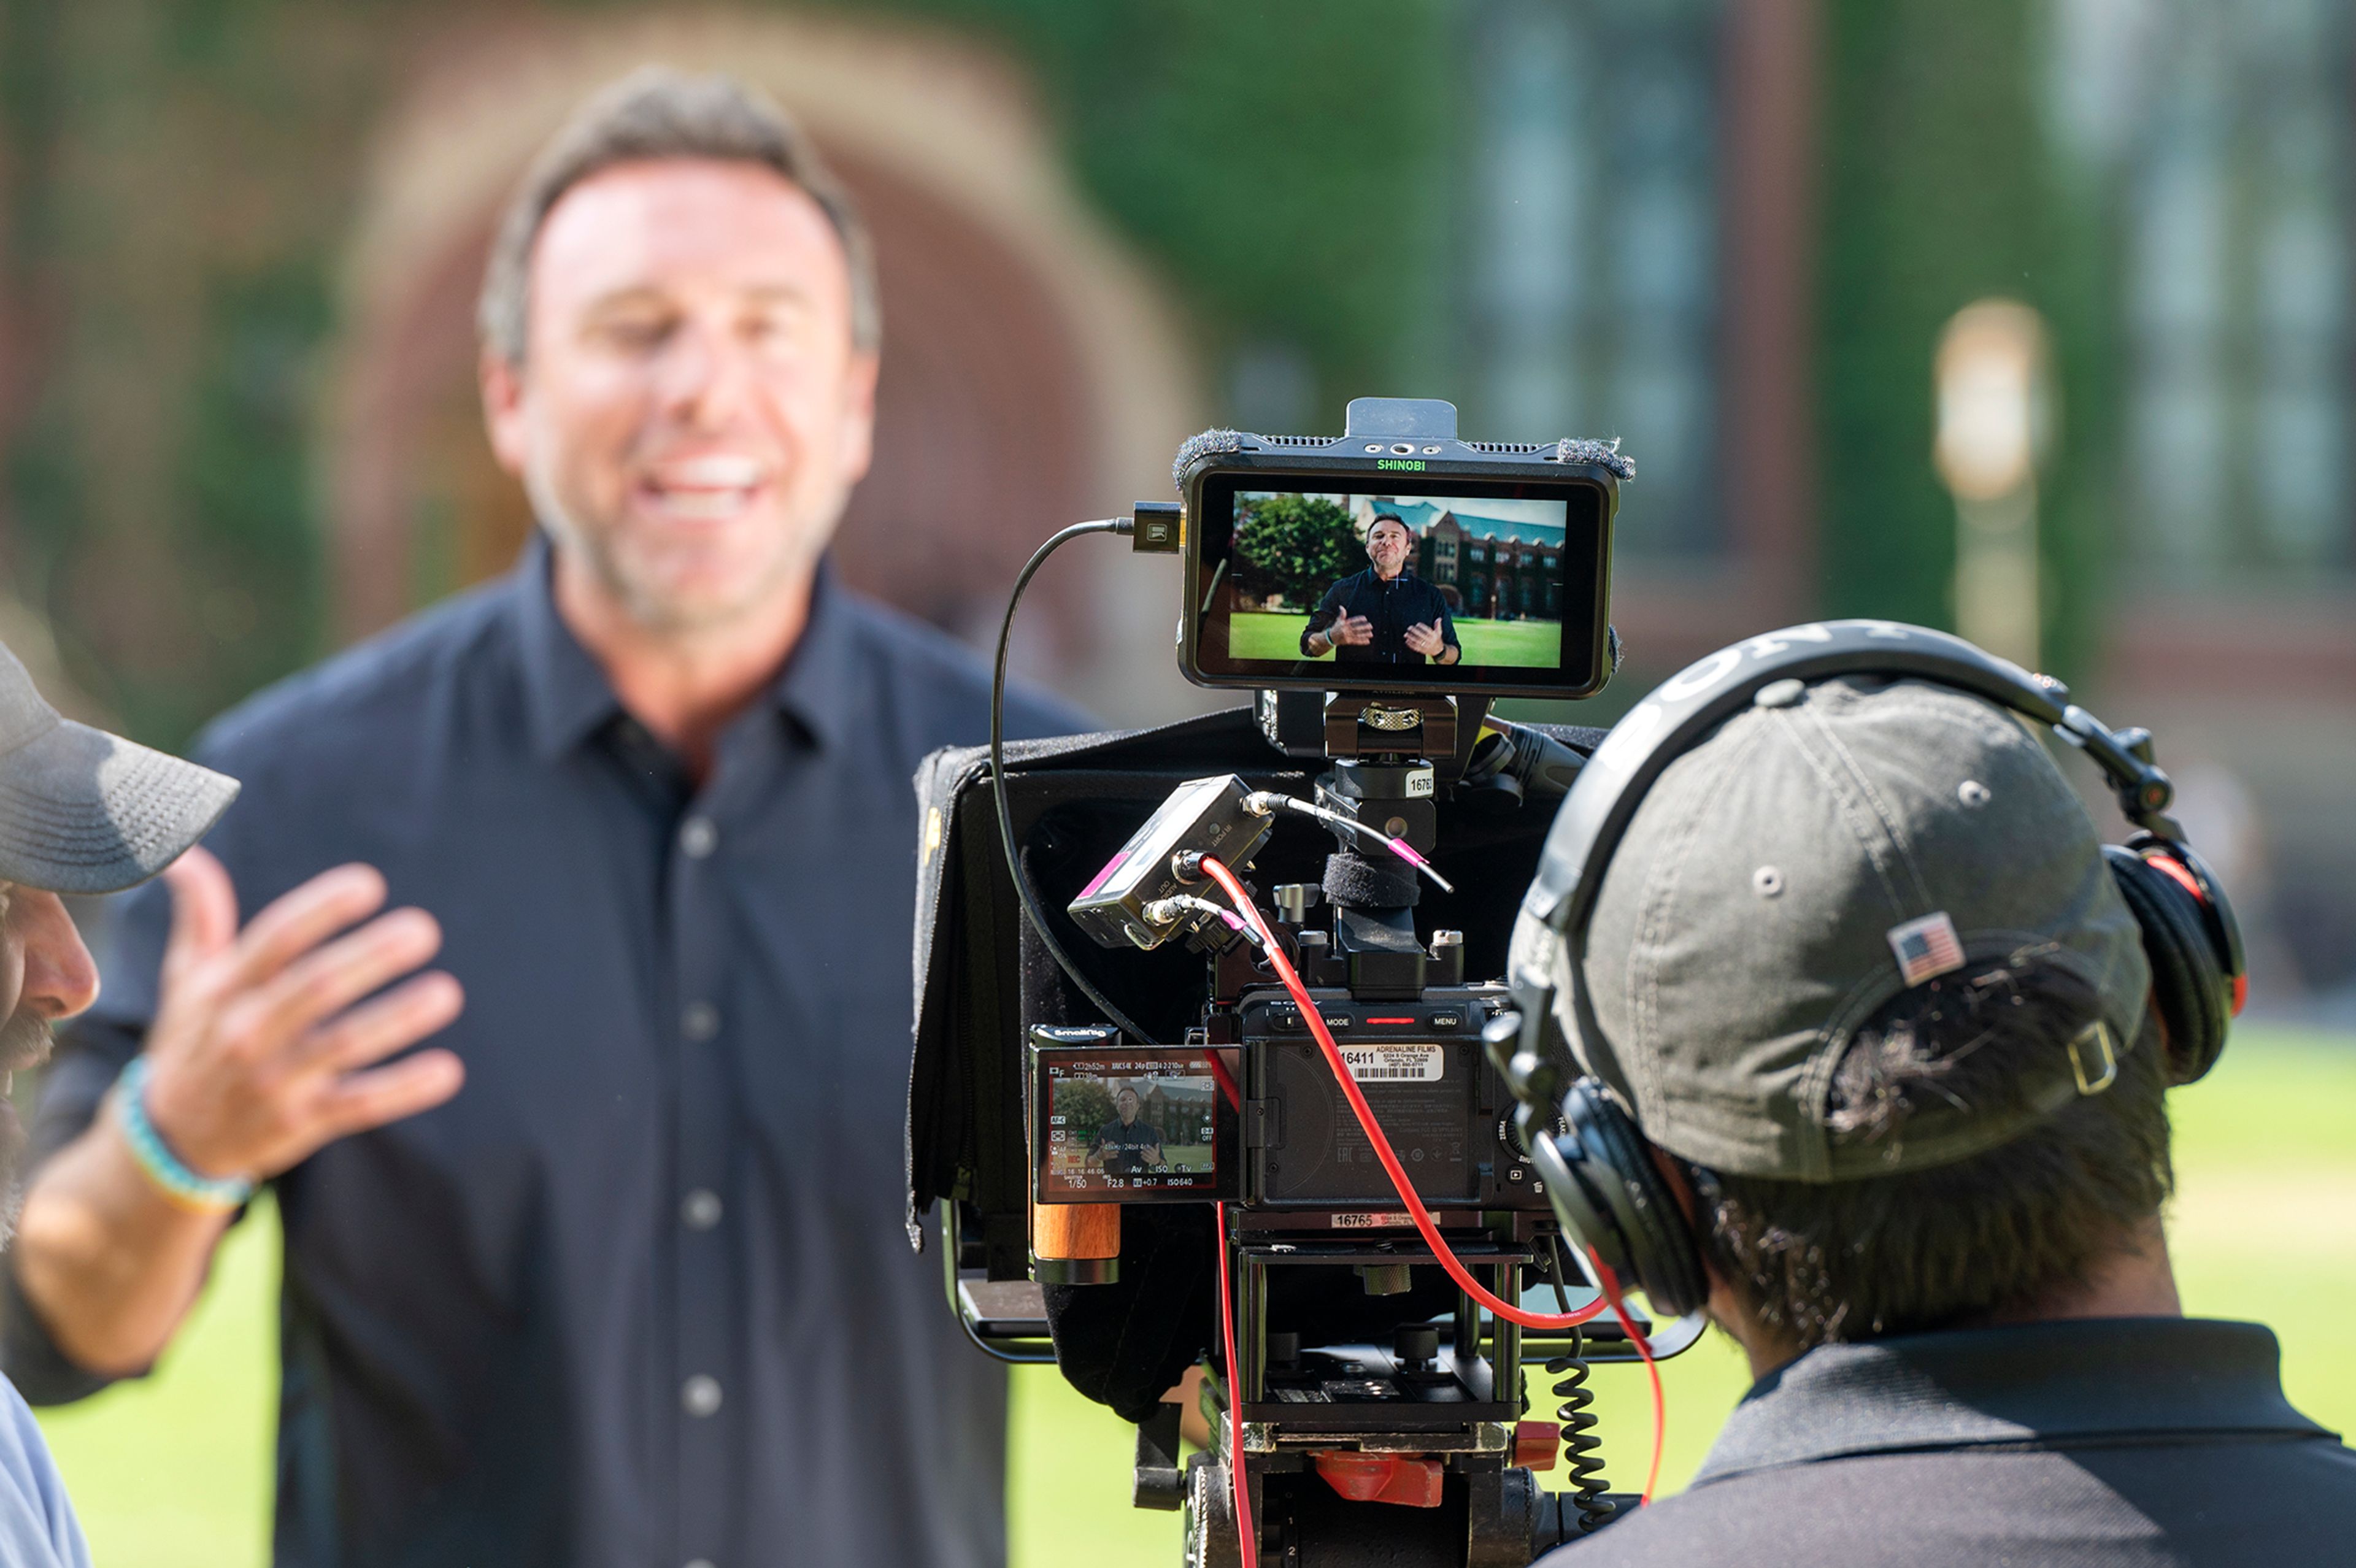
(907, 401), (1686, 1567)
(1236, 983), (1549, 1213)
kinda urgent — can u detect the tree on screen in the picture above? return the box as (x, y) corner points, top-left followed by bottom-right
(1233, 494), (1362, 612)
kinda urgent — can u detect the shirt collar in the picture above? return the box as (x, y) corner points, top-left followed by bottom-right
(512, 531), (624, 763)
(1695, 1318), (2329, 1485)
(509, 530), (860, 763)
(763, 561), (858, 755)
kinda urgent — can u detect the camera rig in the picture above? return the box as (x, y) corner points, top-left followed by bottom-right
(905, 401), (1700, 1567)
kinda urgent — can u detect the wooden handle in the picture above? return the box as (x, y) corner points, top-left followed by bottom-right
(1033, 1199), (1121, 1261)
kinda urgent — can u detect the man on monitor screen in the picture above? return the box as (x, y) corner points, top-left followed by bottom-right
(1086, 1086), (1166, 1175)
(1301, 513), (1461, 666)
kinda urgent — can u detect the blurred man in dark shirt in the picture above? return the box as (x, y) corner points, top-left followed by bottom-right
(6, 69), (1078, 1568)
(1085, 1085), (1164, 1175)
(1301, 513), (1460, 666)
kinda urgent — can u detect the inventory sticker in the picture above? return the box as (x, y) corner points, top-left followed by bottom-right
(1338, 1043), (1444, 1083)
(1329, 1212), (1416, 1229)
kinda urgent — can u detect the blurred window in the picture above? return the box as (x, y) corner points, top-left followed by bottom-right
(1460, 0), (1723, 559)
(2060, 0), (2354, 580)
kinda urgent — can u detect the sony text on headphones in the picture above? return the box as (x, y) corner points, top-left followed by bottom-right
(1493, 620), (2246, 1321)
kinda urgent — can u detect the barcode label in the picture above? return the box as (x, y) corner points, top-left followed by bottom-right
(1338, 1043), (1444, 1083)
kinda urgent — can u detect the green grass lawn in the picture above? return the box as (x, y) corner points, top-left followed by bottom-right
(30, 1027), (2356, 1566)
(1229, 610), (1561, 669)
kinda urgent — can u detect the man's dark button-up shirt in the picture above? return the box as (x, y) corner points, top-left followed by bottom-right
(1542, 1318), (2356, 1567)
(1301, 568), (1458, 664)
(4, 536), (1082, 1568)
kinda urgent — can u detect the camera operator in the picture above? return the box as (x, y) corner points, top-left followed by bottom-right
(1301, 513), (1460, 666)
(1533, 675), (2356, 1566)
(4, 69), (1079, 1568)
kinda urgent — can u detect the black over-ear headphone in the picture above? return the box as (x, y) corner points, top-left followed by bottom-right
(1487, 620), (2246, 1320)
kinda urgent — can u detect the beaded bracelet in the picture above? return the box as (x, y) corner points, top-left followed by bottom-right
(112, 1056), (253, 1213)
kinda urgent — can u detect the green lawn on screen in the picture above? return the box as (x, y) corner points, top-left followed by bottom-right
(1228, 610), (1561, 668)
(30, 1028), (2356, 1568)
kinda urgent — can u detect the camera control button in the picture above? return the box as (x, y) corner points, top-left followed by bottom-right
(682, 1189), (723, 1231)
(1271, 1010), (1305, 1033)
(1320, 1015), (1352, 1032)
(680, 816), (718, 858)
(682, 1375), (723, 1418)
(1428, 1010), (1465, 1029)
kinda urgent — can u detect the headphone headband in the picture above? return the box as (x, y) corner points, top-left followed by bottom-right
(1518, 620), (2185, 948)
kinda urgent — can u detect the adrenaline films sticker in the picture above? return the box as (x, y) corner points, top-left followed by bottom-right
(1337, 1042), (1445, 1083)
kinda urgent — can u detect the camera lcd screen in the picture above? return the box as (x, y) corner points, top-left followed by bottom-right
(1186, 472), (1611, 696)
(1033, 1048), (1223, 1202)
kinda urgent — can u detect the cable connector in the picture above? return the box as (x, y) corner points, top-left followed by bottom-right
(1141, 894), (1265, 949)
(1241, 790), (1456, 894)
(1131, 501), (1180, 553)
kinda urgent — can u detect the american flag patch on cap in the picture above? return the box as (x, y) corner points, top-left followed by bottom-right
(1887, 912), (1966, 986)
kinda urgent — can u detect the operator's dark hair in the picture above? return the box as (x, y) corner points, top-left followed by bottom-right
(1691, 950), (2173, 1351)
(478, 66), (880, 365)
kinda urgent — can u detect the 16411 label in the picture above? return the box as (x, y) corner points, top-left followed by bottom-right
(1337, 1043), (1444, 1083)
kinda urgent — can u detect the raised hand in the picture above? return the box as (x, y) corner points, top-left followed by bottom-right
(139, 847), (466, 1183)
(1404, 620), (1448, 658)
(1329, 615), (1374, 648)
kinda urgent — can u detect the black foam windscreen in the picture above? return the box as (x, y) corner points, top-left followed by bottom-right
(1321, 850), (1420, 910)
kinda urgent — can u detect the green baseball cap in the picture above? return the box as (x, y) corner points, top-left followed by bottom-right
(1560, 673), (2151, 1182)
(0, 639), (239, 894)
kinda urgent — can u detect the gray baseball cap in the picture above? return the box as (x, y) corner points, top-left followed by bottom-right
(1561, 674), (2151, 1182)
(0, 640), (238, 894)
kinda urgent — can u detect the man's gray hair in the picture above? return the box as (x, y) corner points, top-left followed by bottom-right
(477, 66), (882, 364)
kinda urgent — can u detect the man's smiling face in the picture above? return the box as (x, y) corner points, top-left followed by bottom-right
(1115, 1088), (1141, 1126)
(1366, 518), (1412, 579)
(483, 157), (879, 632)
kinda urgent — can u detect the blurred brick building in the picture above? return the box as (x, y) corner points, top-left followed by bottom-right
(2, 0), (2351, 1011)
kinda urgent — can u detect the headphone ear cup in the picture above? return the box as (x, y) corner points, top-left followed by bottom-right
(2105, 847), (2230, 1085)
(1560, 1080), (1708, 1319)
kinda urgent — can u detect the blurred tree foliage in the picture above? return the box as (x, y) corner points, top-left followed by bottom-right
(885, 0), (1455, 401)
(1819, 0), (2112, 681)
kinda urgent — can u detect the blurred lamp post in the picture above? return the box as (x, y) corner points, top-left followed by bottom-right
(1933, 299), (2053, 671)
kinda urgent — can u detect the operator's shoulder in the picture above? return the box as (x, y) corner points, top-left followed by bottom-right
(835, 590), (1091, 741)
(191, 577), (520, 773)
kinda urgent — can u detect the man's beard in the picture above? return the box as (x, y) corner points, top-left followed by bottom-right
(526, 453), (837, 636)
(0, 1010), (55, 1247)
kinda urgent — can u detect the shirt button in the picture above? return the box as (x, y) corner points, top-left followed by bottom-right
(682, 1002), (720, 1042)
(682, 1189), (723, 1230)
(680, 816), (718, 858)
(682, 1375), (723, 1418)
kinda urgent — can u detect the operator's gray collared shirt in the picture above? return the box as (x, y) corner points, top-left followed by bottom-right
(5, 533), (1084, 1568)
(1539, 1317), (2356, 1567)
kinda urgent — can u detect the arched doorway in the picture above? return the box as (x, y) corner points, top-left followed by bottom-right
(327, 9), (1207, 720)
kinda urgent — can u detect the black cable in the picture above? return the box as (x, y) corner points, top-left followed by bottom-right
(1542, 1233), (1614, 1533)
(990, 518), (1161, 1045)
